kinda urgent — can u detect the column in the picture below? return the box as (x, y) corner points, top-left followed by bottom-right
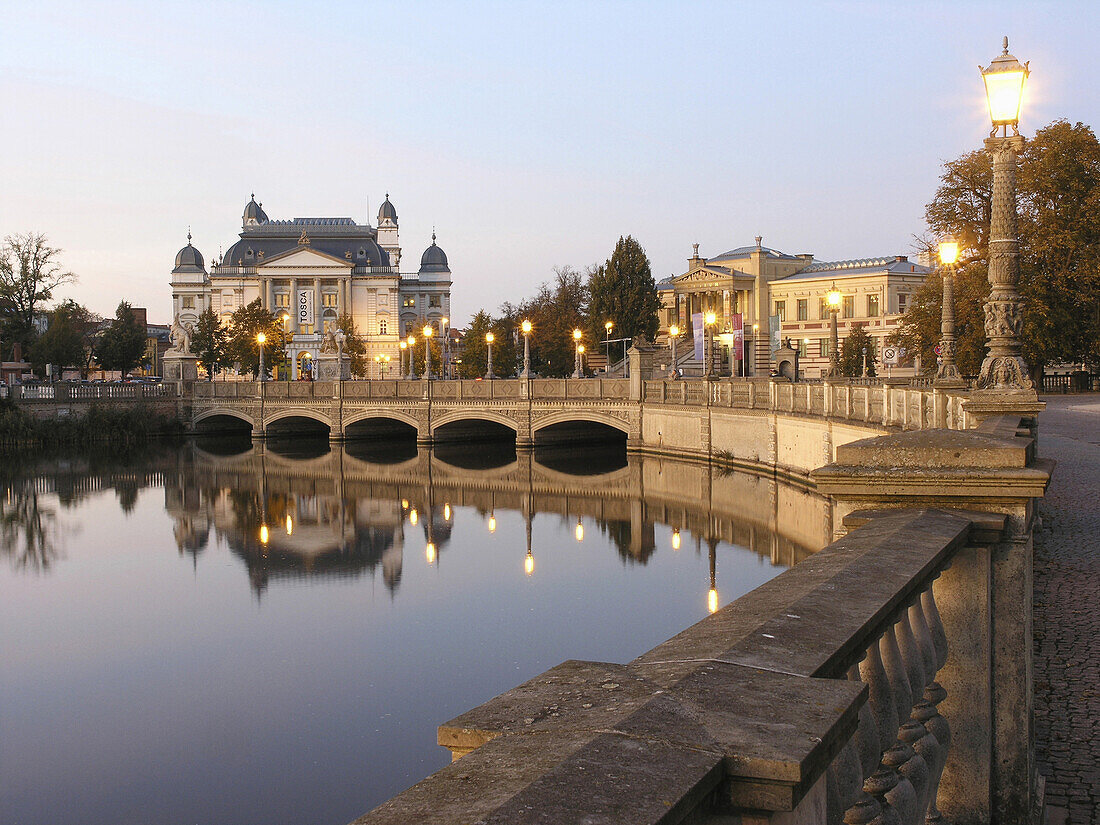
(314, 277), (321, 334)
(290, 278), (299, 333)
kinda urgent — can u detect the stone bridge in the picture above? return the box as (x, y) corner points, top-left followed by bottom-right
(189, 376), (975, 477)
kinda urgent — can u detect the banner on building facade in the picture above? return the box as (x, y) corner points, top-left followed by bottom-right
(731, 313), (744, 360)
(297, 289), (315, 327)
(691, 313), (704, 362)
(769, 314), (782, 352)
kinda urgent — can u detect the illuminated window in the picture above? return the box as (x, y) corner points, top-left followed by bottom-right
(322, 293), (338, 307)
(797, 339), (808, 357)
(819, 297), (829, 318)
(774, 301), (786, 321)
(867, 294), (880, 317)
(842, 296), (854, 319)
(379, 319), (388, 335)
(820, 339), (830, 358)
(796, 299), (808, 321)
(403, 297), (416, 308)
(275, 293), (289, 308)
(429, 295), (441, 308)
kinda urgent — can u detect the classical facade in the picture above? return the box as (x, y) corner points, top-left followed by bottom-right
(171, 195), (452, 378)
(658, 237), (930, 376)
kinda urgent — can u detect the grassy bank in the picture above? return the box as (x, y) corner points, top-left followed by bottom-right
(0, 399), (185, 451)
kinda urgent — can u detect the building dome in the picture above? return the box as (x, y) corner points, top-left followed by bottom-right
(419, 233), (449, 272)
(377, 194), (398, 225)
(242, 193), (269, 226)
(173, 232), (205, 273)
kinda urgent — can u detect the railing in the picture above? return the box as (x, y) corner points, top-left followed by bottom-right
(193, 377), (634, 402)
(3, 382), (171, 401)
(354, 508), (978, 825)
(1041, 371), (1099, 392)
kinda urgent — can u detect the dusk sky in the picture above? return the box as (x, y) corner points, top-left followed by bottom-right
(2, 0), (1098, 326)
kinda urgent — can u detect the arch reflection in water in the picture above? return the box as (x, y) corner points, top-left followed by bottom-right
(163, 440), (832, 601)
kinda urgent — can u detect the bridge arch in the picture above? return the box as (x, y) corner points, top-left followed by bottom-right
(532, 411), (631, 445)
(263, 407), (333, 428)
(343, 409), (422, 433)
(430, 410), (519, 444)
(193, 407), (256, 432)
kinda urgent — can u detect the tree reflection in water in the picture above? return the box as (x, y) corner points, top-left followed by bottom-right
(0, 477), (62, 572)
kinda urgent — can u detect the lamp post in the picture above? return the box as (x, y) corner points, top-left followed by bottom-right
(485, 331), (495, 379)
(422, 325), (434, 379)
(280, 312), (290, 380)
(861, 345), (868, 378)
(440, 316), (449, 379)
(335, 328), (346, 382)
(977, 36), (1033, 391)
(604, 321), (613, 374)
(668, 324), (680, 378)
(935, 241), (965, 385)
(578, 344), (585, 375)
(256, 332), (266, 381)
(407, 335), (417, 379)
(520, 319), (532, 378)
(704, 311), (717, 377)
(572, 328), (583, 378)
(399, 340), (407, 378)
(826, 282), (842, 377)
(380, 354), (391, 379)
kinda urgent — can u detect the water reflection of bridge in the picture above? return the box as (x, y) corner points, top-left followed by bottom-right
(163, 440), (833, 595)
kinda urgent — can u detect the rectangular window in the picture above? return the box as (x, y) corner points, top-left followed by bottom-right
(774, 301), (786, 321)
(182, 296), (195, 309)
(403, 297), (416, 308)
(322, 293), (338, 307)
(898, 293), (909, 314)
(797, 339), (808, 357)
(842, 295), (855, 319)
(819, 297), (829, 319)
(429, 295), (441, 308)
(867, 294), (880, 317)
(796, 299), (808, 321)
(820, 338), (830, 358)
(275, 293), (289, 308)
(379, 319), (388, 335)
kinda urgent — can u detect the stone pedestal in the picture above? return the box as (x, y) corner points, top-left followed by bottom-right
(315, 353), (351, 381)
(163, 352), (198, 381)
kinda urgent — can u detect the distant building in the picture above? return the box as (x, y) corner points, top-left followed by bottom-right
(657, 238), (931, 376)
(171, 195), (451, 379)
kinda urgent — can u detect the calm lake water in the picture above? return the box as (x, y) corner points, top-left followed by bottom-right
(0, 438), (831, 825)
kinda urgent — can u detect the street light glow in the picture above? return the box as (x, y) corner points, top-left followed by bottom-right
(981, 37), (1028, 128)
(423, 325), (433, 338)
(708, 587), (719, 614)
(605, 321), (613, 332)
(827, 282), (842, 307)
(939, 241), (960, 266)
(669, 324), (680, 338)
(521, 320), (532, 334)
(256, 332), (266, 344)
(705, 311), (716, 326)
(485, 332), (494, 344)
(573, 328), (582, 341)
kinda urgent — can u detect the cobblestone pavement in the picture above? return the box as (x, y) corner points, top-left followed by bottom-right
(1034, 396), (1100, 825)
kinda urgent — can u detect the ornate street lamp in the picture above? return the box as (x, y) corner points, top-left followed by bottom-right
(977, 37), (1033, 391)
(256, 332), (267, 382)
(440, 316), (449, 379)
(399, 340), (408, 378)
(334, 328), (346, 382)
(935, 241), (965, 385)
(485, 331), (495, 379)
(422, 325), (434, 379)
(668, 324), (680, 378)
(826, 282), (842, 377)
(520, 319), (533, 378)
(407, 335), (417, 379)
(704, 311), (717, 377)
(572, 328), (583, 378)
(604, 321), (613, 374)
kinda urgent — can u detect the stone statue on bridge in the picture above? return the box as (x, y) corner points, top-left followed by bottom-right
(320, 327), (339, 354)
(169, 317), (193, 355)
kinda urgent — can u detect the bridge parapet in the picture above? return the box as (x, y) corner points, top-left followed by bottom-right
(354, 413), (1051, 825)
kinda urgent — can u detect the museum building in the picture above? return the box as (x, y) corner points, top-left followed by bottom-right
(171, 195), (451, 378)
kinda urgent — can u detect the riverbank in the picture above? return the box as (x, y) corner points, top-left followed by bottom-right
(0, 398), (185, 451)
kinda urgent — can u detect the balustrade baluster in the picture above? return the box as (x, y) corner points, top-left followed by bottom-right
(859, 641), (898, 769)
(899, 717), (941, 823)
(844, 792), (886, 825)
(849, 663), (882, 779)
(909, 601), (936, 685)
(863, 766), (905, 825)
(881, 741), (925, 825)
(881, 627), (913, 739)
(828, 738), (865, 825)
(922, 586), (948, 671)
(895, 610), (927, 706)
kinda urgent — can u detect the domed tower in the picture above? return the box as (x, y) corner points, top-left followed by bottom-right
(417, 232), (451, 326)
(376, 193), (400, 269)
(170, 230), (209, 326)
(242, 193), (268, 229)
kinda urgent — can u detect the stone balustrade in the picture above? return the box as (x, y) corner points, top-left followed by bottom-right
(3, 382), (171, 401)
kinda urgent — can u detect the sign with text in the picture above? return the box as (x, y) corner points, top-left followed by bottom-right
(731, 313), (744, 360)
(769, 314), (782, 352)
(691, 313), (704, 362)
(297, 289), (315, 327)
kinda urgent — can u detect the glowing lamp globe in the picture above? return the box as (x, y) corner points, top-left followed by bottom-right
(981, 37), (1028, 129)
(669, 324), (680, 338)
(827, 282), (842, 308)
(705, 312), (716, 326)
(939, 241), (960, 266)
(256, 332), (266, 345)
(423, 325), (433, 338)
(521, 320), (532, 334)
(573, 328), (582, 341)
(485, 332), (494, 344)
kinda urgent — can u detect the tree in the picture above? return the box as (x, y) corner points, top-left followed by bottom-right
(901, 120), (1100, 375)
(31, 300), (90, 376)
(190, 306), (228, 380)
(226, 299), (279, 379)
(94, 302), (147, 376)
(840, 325), (877, 378)
(519, 266), (589, 377)
(0, 233), (77, 352)
(587, 236), (661, 346)
(335, 313), (369, 377)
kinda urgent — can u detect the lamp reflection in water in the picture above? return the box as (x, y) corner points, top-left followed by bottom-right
(671, 529), (681, 551)
(707, 538), (719, 614)
(488, 513), (496, 533)
(443, 503), (451, 521)
(285, 514), (293, 536)
(575, 518), (584, 542)
(425, 542), (436, 565)
(259, 523), (270, 545)
(409, 509), (418, 526)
